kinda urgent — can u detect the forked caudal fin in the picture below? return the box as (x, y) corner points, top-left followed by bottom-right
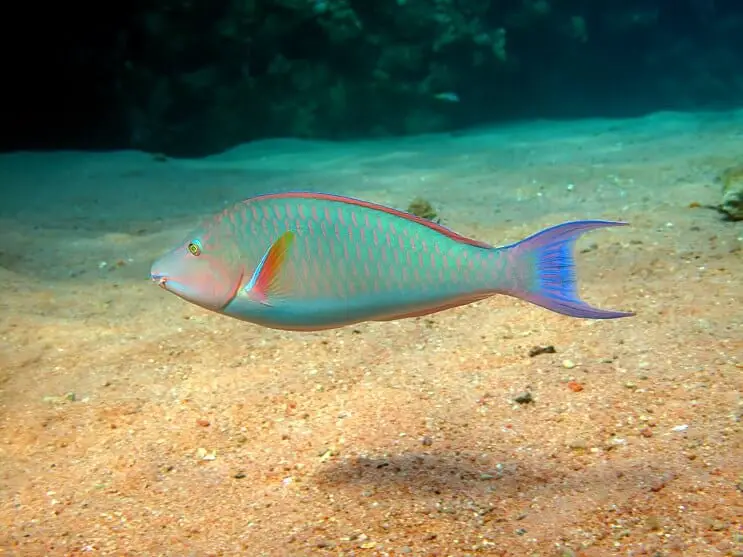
(505, 220), (634, 319)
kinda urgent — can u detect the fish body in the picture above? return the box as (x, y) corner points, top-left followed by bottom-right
(150, 192), (633, 330)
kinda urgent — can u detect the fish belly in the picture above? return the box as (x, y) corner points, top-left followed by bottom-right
(222, 288), (492, 331)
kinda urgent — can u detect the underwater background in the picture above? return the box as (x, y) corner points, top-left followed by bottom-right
(1, 1), (742, 555)
(2, 0), (743, 156)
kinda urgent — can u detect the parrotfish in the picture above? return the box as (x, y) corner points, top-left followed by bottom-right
(150, 192), (633, 331)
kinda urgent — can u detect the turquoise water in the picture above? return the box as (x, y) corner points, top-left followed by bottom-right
(0, 111), (741, 555)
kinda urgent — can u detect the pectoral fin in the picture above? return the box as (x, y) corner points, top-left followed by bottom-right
(243, 231), (296, 305)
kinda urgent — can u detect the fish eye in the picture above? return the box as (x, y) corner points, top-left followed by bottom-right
(187, 241), (202, 256)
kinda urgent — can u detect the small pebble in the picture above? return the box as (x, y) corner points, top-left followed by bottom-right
(709, 519), (727, 531)
(196, 419), (210, 427)
(196, 447), (217, 461)
(421, 436), (433, 446)
(528, 345), (556, 357)
(562, 359), (576, 369)
(513, 391), (533, 404)
(649, 472), (675, 492)
(645, 515), (662, 531)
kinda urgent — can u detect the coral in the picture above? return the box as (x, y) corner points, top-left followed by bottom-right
(568, 15), (588, 43)
(313, 0), (363, 43)
(718, 164), (743, 221)
(406, 197), (438, 221)
(52, 0), (739, 155)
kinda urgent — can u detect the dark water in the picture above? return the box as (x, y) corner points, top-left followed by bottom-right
(1, 0), (741, 156)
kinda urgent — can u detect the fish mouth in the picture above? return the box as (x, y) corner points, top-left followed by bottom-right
(148, 267), (244, 311)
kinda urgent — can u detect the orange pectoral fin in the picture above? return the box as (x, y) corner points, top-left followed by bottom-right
(244, 230), (296, 305)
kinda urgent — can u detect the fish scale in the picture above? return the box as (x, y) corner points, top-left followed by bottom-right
(252, 196), (496, 300)
(150, 192), (634, 331)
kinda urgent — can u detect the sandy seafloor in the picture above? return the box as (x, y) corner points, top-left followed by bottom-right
(0, 109), (741, 557)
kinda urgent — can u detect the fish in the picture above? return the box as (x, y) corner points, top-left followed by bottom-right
(433, 92), (460, 103)
(150, 192), (634, 331)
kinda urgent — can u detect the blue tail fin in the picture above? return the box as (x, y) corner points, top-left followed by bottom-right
(505, 220), (634, 319)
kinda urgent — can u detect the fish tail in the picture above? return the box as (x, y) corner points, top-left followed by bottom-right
(503, 220), (634, 319)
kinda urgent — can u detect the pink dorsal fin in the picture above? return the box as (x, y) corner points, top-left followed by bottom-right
(243, 192), (493, 249)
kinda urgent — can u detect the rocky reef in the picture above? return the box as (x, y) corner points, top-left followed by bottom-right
(4, 0), (743, 155)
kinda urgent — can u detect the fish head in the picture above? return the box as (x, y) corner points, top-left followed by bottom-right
(150, 220), (244, 311)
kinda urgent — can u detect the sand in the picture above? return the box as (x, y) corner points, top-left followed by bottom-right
(0, 110), (741, 556)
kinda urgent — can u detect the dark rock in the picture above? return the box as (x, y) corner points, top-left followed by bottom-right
(513, 391), (534, 404)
